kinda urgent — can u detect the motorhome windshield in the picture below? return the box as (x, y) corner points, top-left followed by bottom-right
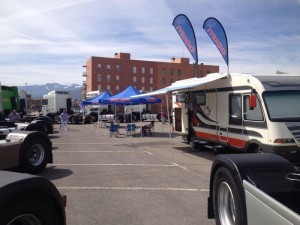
(263, 90), (300, 121)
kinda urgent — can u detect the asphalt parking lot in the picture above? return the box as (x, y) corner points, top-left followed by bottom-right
(39, 121), (217, 225)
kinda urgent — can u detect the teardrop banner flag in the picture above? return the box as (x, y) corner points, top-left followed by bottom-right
(172, 14), (198, 64)
(203, 17), (229, 69)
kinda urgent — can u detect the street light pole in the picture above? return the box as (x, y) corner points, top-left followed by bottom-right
(25, 83), (28, 114)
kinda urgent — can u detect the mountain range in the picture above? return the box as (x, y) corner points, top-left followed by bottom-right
(17, 83), (83, 99)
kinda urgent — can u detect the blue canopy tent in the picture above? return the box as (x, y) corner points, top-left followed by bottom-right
(100, 85), (161, 123)
(100, 85), (162, 138)
(100, 85), (161, 105)
(82, 90), (112, 105)
(82, 90), (112, 122)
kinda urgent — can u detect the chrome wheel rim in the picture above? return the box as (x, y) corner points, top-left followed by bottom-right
(218, 182), (236, 225)
(29, 143), (45, 166)
(8, 214), (42, 225)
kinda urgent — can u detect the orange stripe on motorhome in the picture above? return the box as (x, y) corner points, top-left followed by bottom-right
(195, 131), (247, 148)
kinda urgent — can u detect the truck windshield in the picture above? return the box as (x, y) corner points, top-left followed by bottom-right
(263, 90), (300, 121)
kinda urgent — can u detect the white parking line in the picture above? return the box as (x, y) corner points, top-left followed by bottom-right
(54, 150), (148, 153)
(57, 186), (209, 192)
(171, 162), (188, 170)
(54, 143), (113, 145)
(51, 163), (177, 167)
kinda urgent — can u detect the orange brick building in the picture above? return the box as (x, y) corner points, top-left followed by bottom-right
(83, 52), (219, 113)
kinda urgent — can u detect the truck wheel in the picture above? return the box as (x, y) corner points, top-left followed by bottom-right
(20, 138), (50, 173)
(213, 167), (247, 225)
(71, 117), (77, 124)
(248, 144), (263, 153)
(0, 192), (60, 225)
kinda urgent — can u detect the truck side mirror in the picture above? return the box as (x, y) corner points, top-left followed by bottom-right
(249, 94), (256, 110)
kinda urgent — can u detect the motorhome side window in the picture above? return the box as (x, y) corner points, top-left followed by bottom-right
(195, 93), (206, 105)
(229, 94), (242, 125)
(175, 94), (185, 103)
(243, 95), (263, 121)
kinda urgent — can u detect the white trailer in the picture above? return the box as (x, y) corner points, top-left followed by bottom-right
(42, 91), (72, 118)
(171, 73), (300, 160)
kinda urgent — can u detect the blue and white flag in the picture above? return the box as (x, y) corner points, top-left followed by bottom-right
(172, 14), (198, 64)
(79, 101), (85, 113)
(203, 17), (229, 68)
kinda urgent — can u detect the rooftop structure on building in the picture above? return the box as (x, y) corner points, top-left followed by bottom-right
(82, 52), (219, 113)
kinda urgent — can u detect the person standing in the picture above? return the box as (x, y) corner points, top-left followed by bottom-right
(60, 109), (69, 131)
(0, 111), (5, 121)
(8, 109), (19, 122)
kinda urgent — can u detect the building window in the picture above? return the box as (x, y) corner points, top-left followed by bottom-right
(162, 68), (166, 75)
(116, 85), (119, 91)
(150, 87), (153, 92)
(116, 75), (120, 81)
(107, 75), (110, 82)
(116, 65), (120, 71)
(97, 74), (101, 82)
(107, 64), (111, 73)
(133, 66), (137, 74)
(133, 76), (137, 82)
(150, 77), (153, 84)
(162, 78), (166, 85)
(170, 78), (173, 84)
(170, 68), (173, 76)
(107, 85), (110, 90)
(141, 87), (145, 91)
(150, 67), (153, 74)
(142, 77), (145, 83)
(142, 67), (145, 74)
(177, 69), (181, 76)
(98, 85), (101, 91)
(97, 64), (101, 70)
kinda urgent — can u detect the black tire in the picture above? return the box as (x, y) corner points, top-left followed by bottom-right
(0, 192), (61, 225)
(247, 144), (263, 153)
(212, 167), (247, 225)
(19, 138), (50, 173)
(71, 116), (77, 124)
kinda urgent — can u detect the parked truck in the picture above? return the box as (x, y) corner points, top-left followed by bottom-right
(172, 73), (300, 162)
(0, 84), (21, 117)
(0, 170), (66, 225)
(208, 153), (300, 225)
(0, 130), (53, 173)
(42, 90), (72, 120)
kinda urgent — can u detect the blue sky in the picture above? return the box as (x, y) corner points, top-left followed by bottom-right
(0, 0), (299, 86)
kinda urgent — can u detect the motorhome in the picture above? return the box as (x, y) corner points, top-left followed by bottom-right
(172, 73), (300, 161)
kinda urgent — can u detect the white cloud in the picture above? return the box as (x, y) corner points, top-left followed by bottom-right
(0, 0), (299, 86)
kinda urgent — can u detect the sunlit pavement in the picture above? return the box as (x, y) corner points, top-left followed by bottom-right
(39, 121), (216, 225)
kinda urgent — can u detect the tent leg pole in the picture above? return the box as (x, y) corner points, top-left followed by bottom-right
(165, 93), (172, 147)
